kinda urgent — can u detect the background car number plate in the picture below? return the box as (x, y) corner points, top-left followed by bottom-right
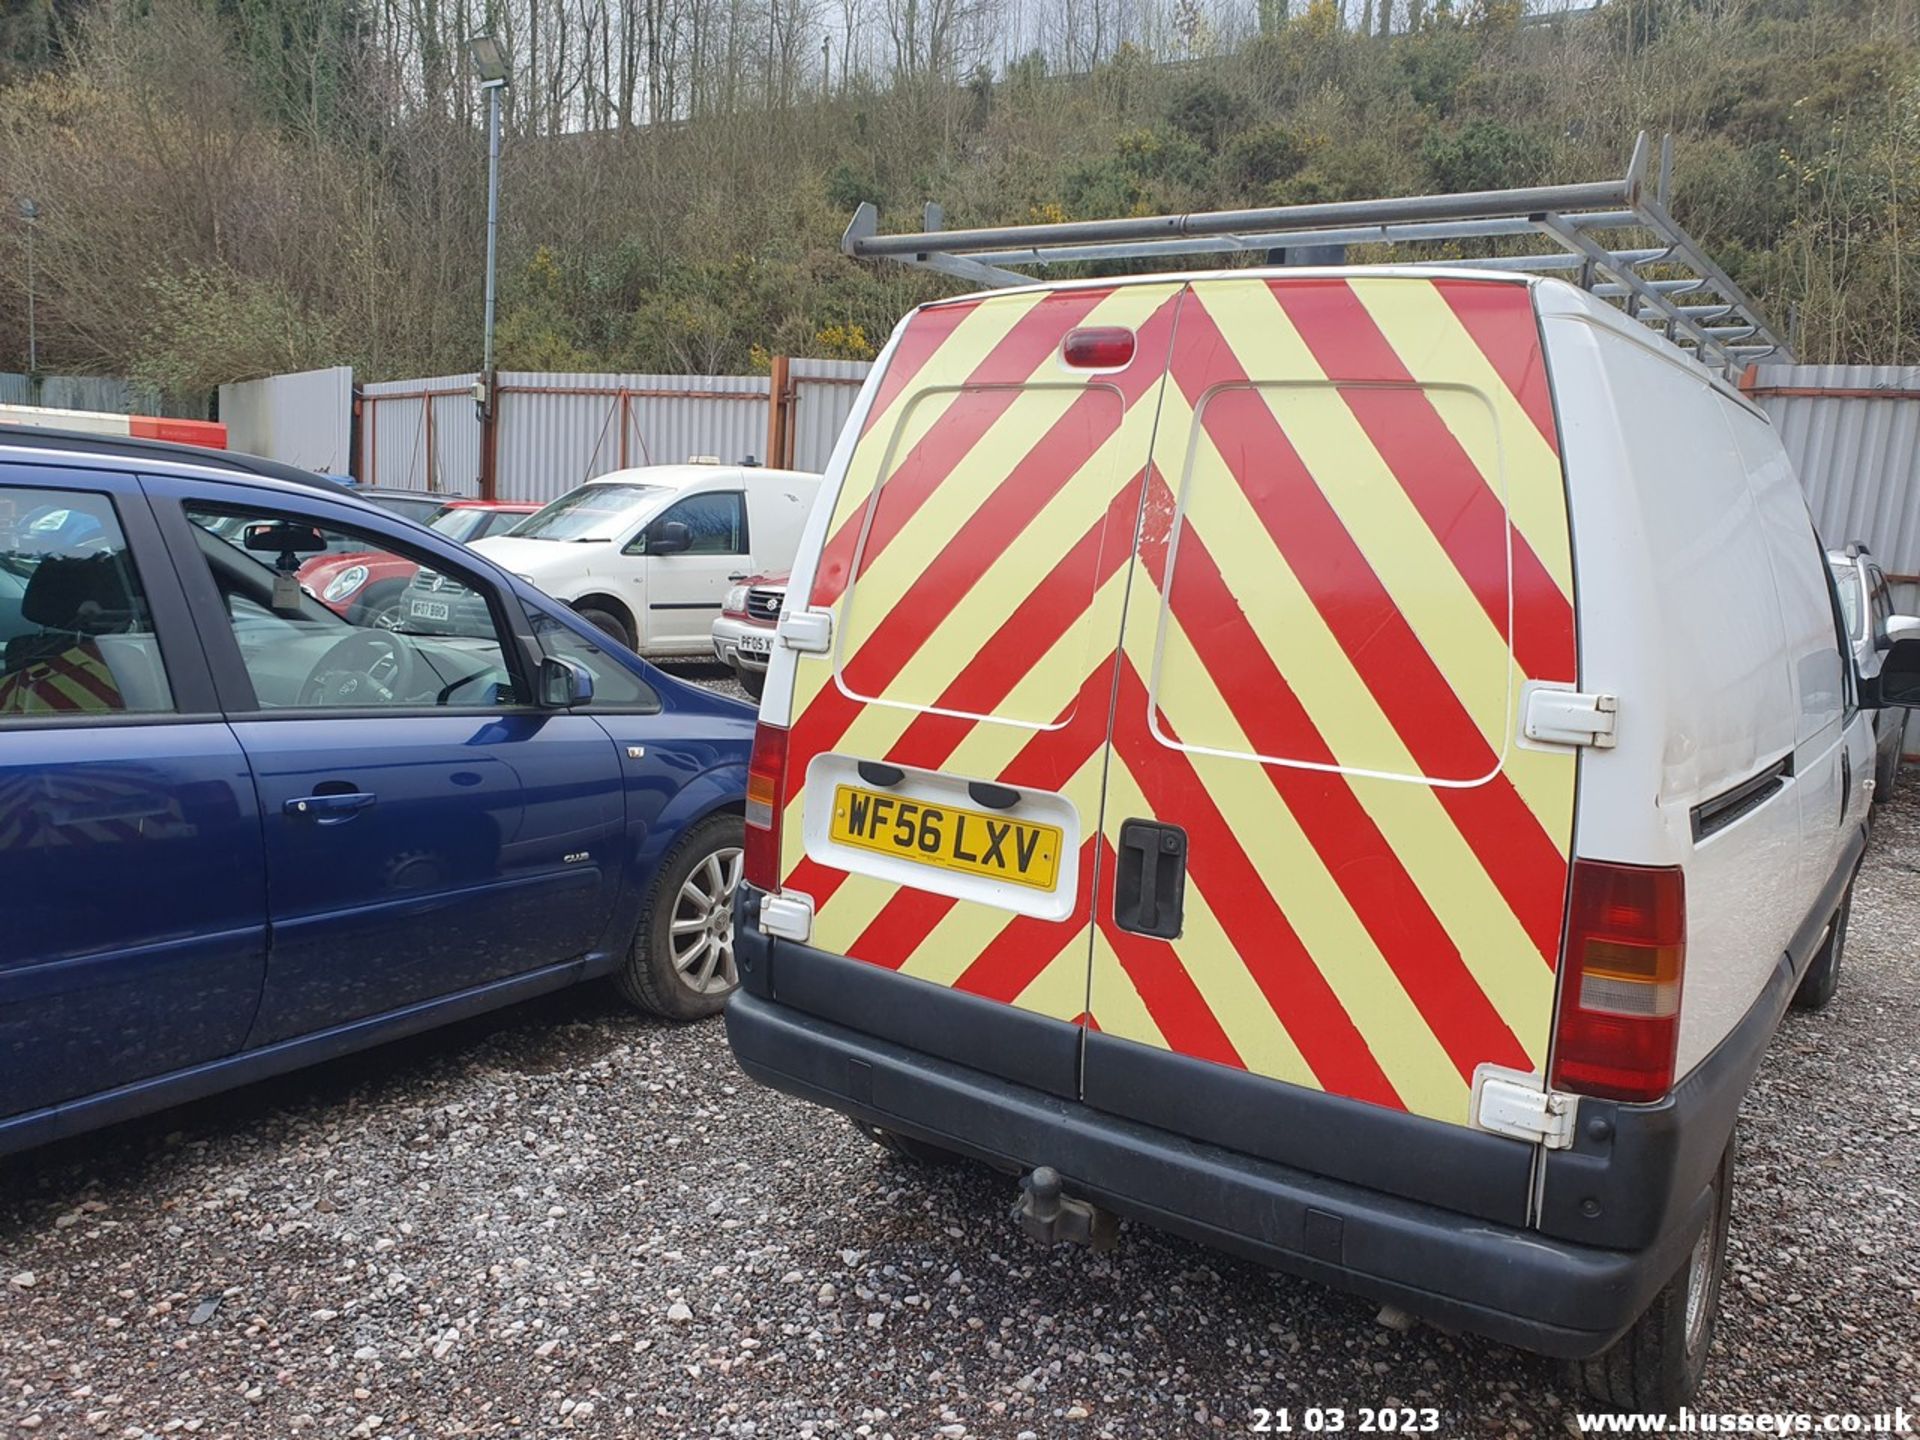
(411, 599), (450, 621)
(829, 784), (1061, 891)
(738, 632), (772, 654)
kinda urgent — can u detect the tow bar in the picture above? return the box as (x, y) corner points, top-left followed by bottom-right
(1010, 1166), (1119, 1250)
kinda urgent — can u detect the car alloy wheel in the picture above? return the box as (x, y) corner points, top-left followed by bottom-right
(668, 845), (743, 995)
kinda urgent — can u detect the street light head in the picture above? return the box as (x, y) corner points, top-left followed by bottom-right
(468, 35), (509, 85)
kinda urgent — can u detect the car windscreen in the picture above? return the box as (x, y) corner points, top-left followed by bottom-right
(429, 507), (490, 544)
(1831, 561), (1865, 641)
(508, 484), (665, 542)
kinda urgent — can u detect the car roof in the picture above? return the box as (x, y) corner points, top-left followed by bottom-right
(582, 463), (819, 491)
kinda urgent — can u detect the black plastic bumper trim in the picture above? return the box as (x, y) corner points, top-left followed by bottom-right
(736, 886), (1079, 1100)
(1082, 1031), (1534, 1227)
(725, 990), (1704, 1359)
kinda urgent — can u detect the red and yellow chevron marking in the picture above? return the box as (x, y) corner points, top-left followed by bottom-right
(0, 641), (126, 716)
(775, 273), (1577, 1127)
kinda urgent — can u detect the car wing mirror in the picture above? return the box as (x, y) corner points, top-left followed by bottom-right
(1866, 635), (1920, 708)
(538, 655), (595, 708)
(647, 520), (692, 555)
(1882, 614), (1920, 650)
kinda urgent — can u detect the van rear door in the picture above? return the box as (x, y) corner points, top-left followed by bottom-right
(770, 283), (1183, 1097)
(1082, 275), (1580, 1170)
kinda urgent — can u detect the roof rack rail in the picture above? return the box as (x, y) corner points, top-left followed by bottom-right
(842, 131), (1790, 375)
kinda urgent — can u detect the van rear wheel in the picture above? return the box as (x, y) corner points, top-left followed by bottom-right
(1577, 1133), (1734, 1415)
(1792, 887), (1850, 1012)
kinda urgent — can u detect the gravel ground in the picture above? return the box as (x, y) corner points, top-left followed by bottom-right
(4, 695), (1917, 1437)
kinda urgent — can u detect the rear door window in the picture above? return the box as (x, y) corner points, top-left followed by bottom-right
(834, 383), (1132, 729)
(1154, 380), (1515, 784)
(0, 488), (174, 716)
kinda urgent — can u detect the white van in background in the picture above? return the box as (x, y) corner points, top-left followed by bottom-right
(471, 463), (821, 655)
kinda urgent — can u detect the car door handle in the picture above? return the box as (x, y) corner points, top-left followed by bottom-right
(285, 791), (377, 824)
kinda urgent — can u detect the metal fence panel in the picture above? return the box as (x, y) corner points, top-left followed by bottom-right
(0, 372), (198, 416)
(359, 373), (481, 495)
(494, 372), (771, 503)
(353, 362), (873, 499)
(219, 366), (353, 474)
(1751, 363), (1920, 753)
(790, 359), (871, 472)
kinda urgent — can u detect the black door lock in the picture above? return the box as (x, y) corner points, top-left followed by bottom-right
(1113, 819), (1188, 940)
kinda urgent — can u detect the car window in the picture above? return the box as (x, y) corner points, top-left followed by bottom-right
(511, 483), (667, 542)
(1821, 550), (1858, 716)
(1870, 571), (1894, 642)
(429, 507), (489, 544)
(530, 607), (660, 711)
(366, 493), (443, 524)
(184, 503), (522, 711)
(639, 492), (746, 555)
(1831, 562), (1864, 641)
(0, 488), (174, 717)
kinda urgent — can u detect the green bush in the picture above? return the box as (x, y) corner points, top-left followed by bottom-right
(1421, 117), (1546, 192)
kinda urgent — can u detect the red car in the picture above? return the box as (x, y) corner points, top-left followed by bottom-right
(300, 498), (539, 629)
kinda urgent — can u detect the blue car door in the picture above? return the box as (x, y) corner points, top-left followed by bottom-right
(146, 478), (628, 1045)
(0, 464), (267, 1124)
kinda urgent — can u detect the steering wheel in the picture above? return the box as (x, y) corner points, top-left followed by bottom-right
(300, 630), (420, 707)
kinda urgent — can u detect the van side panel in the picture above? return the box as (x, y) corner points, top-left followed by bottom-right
(1085, 275), (1578, 1130)
(1539, 293), (1805, 1078)
(769, 284), (1183, 1046)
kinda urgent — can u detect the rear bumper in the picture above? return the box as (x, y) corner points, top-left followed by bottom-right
(711, 616), (773, 672)
(726, 987), (1703, 1360)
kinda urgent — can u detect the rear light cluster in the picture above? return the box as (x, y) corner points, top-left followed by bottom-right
(1550, 859), (1687, 1105)
(743, 722), (788, 892)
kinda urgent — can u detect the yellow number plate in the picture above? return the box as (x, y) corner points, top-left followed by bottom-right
(828, 784), (1063, 891)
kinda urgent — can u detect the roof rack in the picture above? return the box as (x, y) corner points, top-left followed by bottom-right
(842, 132), (1791, 375)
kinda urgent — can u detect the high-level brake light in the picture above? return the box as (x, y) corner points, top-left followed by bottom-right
(1062, 326), (1136, 370)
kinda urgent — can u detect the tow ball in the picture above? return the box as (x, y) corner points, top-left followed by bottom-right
(1010, 1166), (1119, 1250)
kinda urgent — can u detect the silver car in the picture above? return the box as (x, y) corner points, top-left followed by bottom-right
(1830, 544), (1918, 802)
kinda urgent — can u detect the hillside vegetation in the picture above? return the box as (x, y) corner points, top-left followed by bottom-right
(0, 0), (1916, 401)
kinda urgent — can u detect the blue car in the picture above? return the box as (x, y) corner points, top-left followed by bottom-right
(0, 435), (755, 1155)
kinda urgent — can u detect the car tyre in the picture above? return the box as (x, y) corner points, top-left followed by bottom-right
(737, 667), (766, 701)
(576, 603), (634, 650)
(849, 1116), (967, 1166)
(1876, 742), (1901, 804)
(351, 580), (408, 631)
(1576, 1132), (1735, 1415)
(615, 812), (745, 1021)
(1791, 886), (1849, 1012)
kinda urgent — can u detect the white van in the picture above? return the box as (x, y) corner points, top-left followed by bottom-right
(472, 463), (820, 655)
(723, 148), (1920, 1413)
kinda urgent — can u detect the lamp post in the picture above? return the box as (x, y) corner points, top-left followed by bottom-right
(19, 198), (39, 380)
(469, 36), (508, 498)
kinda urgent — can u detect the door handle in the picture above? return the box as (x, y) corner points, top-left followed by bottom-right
(285, 791), (377, 825)
(1113, 819), (1187, 940)
(728, 572), (751, 582)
